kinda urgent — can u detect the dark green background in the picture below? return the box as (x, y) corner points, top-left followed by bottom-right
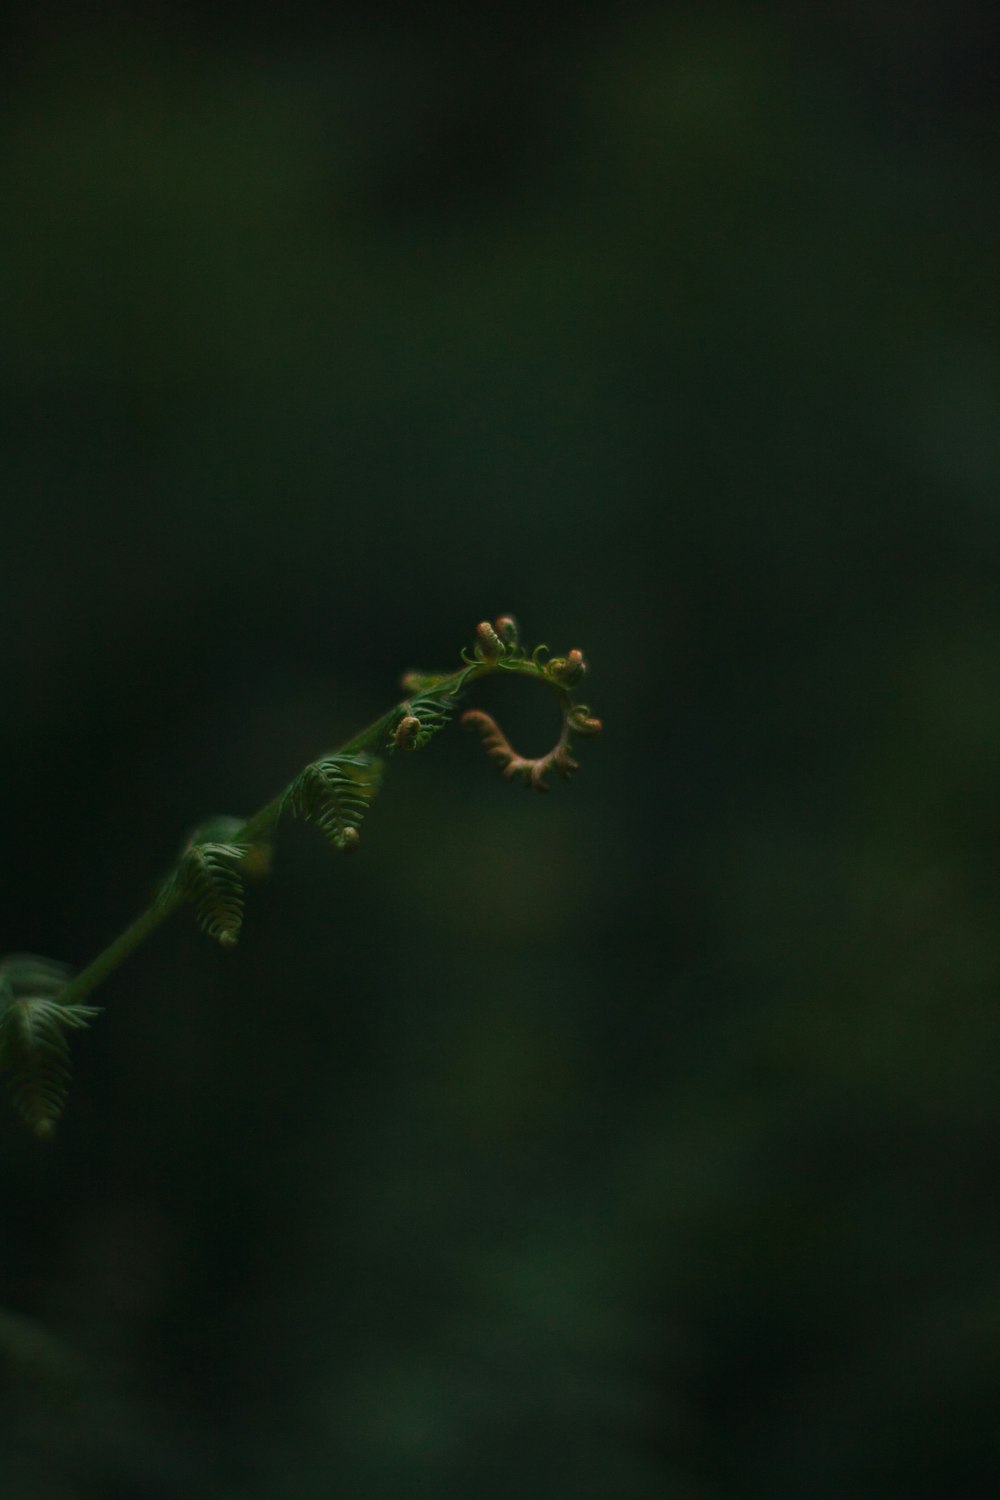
(2, 4), (999, 1495)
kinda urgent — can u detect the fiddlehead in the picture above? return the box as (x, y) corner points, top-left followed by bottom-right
(460, 627), (603, 792)
(0, 617), (601, 1134)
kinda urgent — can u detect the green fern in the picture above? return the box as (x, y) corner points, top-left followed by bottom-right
(0, 992), (99, 1137)
(0, 619), (600, 1135)
(283, 752), (383, 851)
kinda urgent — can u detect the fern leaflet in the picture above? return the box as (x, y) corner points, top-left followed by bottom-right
(180, 843), (248, 949)
(283, 753), (383, 851)
(0, 994), (99, 1137)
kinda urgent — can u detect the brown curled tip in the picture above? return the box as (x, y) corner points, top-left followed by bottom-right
(394, 714), (421, 751)
(462, 708), (581, 793)
(461, 709), (513, 767)
(570, 711), (602, 736)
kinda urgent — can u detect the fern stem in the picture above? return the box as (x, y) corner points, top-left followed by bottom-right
(56, 891), (186, 1008)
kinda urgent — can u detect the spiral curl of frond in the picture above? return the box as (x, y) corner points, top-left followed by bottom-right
(462, 710), (576, 791)
(460, 634), (602, 792)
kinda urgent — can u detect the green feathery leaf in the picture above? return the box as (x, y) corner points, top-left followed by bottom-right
(156, 838), (250, 948)
(179, 843), (248, 949)
(391, 677), (472, 753)
(283, 752), (383, 851)
(0, 993), (99, 1137)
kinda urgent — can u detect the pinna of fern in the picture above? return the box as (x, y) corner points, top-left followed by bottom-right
(0, 957), (99, 1137)
(282, 752), (383, 852)
(0, 617), (601, 1135)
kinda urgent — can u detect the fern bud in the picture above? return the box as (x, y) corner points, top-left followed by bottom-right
(394, 715), (421, 752)
(548, 650), (587, 687)
(494, 615), (519, 649)
(475, 621), (503, 661)
(339, 826), (361, 852)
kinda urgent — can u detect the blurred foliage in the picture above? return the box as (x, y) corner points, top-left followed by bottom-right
(1, 3), (999, 1495)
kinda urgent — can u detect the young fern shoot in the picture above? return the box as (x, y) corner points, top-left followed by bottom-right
(0, 618), (601, 1136)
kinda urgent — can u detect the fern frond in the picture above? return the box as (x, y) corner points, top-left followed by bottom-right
(283, 753), (383, 851)
(0, 995), (99, 1137)
(156, 839), (250, 947)
(0, 616), (600, 1135)
(180, 843), (248, 948)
